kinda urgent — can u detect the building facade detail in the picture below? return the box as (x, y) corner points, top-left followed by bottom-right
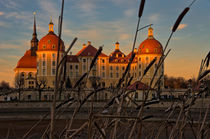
(14, 18), (164, 89)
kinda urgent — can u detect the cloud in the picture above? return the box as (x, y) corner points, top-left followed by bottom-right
(177, 24), (188, 30)
(0, 40), (29, 51)
(124, 9), (135, 17)
(0, 21), (8, 27)
(0, 12), (4, 16)
(148, 14), (160, 23)
(0, 0), (19, 9)
(38, 0), (59, 18)
(170, 24), (188, 31)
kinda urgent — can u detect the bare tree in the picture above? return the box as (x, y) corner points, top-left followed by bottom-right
(36, 77), (47, 101)
(14, 75), (24, 101)
(0, 81), (10, 90)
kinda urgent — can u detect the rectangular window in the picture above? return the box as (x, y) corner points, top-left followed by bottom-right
(102, 72), (105, 78)
(52, 69), (56, 75)
(102, 66), (105, 70)
(43, 61), (46, 66)
(75, 65), (78, 70)
(43, 69), (46, 75)
(116, 73), (119, 78)
(83, 59), (86, 62)
(83, 65), (86, 70)
(102, 59), (105, 63)
(52, 53), (56, 58)
(110, 73), (113, 78)
(43, 53), (46, 58)
(70, 65), (73, 70)
(76, 72), (79, 77)
(52, 61), (56, 66)
(110, 66), (113, 70)
(70, 71), (73, 77)
(116, 66), (119, 70)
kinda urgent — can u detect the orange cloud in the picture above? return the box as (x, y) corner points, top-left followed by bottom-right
(0, 11), (4, 16)
(177, 24), (188, 30)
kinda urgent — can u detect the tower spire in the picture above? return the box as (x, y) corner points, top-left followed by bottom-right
(148, 25), (154, 38)
(115, 42), (120, 50)
(49, 17), (54, 32)
(33, 12), (37, 37)
(31, 11), (39, 56)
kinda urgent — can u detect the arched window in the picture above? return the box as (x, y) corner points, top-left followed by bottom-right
(52, 44), (55, 49)
(146, 57), (149, 62)
(28, 72), (33, 78)
(43, 45), (46, 49)
(21, 72), (24, 77)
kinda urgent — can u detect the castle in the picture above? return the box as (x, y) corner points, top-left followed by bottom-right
(14, 15), (164, 89)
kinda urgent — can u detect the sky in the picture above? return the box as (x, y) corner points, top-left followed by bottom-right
(0, 0), (209, 86)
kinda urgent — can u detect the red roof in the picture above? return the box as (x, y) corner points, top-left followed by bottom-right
(109, 49), (126, 59)
(127, 81), (154, 90)
(16, 50), (37, 69)
(76, 45), (108, 57)
(138, 37), (163, 54)
(66, 55), (79, 63)
(38, 32), (65, 51)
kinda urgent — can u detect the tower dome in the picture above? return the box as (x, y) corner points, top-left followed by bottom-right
(138, 27), (163, 55)
(37, 19), (65, 51)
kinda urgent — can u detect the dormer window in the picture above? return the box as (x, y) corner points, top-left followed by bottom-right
(88, 52), (91, 56)
(154, 48), (158, 53)
(48, 40), (51, 44)
(146, 48), (149, 53)
(52, 44), (55, 49)
(43, 45), (46, 49)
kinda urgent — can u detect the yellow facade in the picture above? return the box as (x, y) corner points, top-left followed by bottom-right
(14, 17), (164, 89)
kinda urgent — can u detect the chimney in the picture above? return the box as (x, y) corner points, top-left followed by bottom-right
(87, 41), (91, 46)
(83, 44), (86, 48)
(134, 48), (137, 53)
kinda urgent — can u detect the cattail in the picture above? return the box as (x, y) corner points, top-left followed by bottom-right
(78, 88), (105, 111)
(89, 46), (103, 71)
(153, 74), (163, 88)
(198, 70), (210, 81)
(142, 115), (153, 120)
(143, 57), (157, 76)
(172, 7), (190, 32)
(127, 76), (134, 87)
(55, 98), (74, 109)
(105, 94), (121, 109)
(73, 72), (87, 88)
(136, 100), (159, 110)
(203, 51), (210, 67)
(138, 0), (146, 18)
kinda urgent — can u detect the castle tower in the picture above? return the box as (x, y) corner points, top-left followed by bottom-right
(137, 27), (164, 88)
(36, 19), (65, 88)
(31, 12), (39, 56)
